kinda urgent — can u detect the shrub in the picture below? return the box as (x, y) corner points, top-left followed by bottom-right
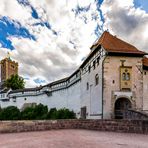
(21, 103), (48, 120)
(56, 108), (76, 119)
(46, 108), (57, 119)
(0, 104), (76, 120)
(0, 106), (20, 120)
(21, 106), (35, 120)
(33, 104), (48, 119)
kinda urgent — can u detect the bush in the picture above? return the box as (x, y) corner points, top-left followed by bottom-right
(47, 108), (76, 119)
(21, 106), (35, 120)
(56, 108), (76, 119)
(46, 108), (57, 119)
(33, 104), (48, 119)
(21, 103), (48, 120)
(0, 104), (76, 120)
(0, 106), (20, 120)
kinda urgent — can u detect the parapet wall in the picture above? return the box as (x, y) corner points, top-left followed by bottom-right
(0, 119), (148, 134)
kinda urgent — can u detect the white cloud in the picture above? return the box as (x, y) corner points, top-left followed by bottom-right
(101, 0), (148, 51)
(0, 0), (32, 25)
(0, 0), (102, 87)
(0, 0), (147, 88)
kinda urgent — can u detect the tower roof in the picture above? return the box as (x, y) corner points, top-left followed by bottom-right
(92, 31), (147, 55)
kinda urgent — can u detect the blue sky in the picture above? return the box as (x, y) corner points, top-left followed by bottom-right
(134, 0), (148, 12)
(0, 0), (147, 87)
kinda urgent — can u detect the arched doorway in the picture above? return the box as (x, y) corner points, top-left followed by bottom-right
(114, 98), (131, 119)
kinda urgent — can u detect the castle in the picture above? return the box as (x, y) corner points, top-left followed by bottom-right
(0, 31), (148, 119)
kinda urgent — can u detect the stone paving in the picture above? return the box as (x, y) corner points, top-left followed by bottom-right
(0, 129), (148, 148)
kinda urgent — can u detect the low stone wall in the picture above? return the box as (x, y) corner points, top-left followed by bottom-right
(0, 119), (148, 134)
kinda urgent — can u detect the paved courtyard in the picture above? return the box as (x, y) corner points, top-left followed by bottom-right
(0, 129), (148, 148)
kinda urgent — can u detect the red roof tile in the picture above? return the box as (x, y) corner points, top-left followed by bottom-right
(92, 31), (147, 55)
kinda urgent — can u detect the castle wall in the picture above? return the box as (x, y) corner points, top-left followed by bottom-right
(0, 79), (81, 117)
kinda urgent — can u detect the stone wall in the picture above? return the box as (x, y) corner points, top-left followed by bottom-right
(0, 120), (148, 134)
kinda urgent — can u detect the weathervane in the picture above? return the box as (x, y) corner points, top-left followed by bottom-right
(7, 51), (11, 60)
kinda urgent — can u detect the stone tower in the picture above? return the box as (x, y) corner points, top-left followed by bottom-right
(0, 52), (18, 82)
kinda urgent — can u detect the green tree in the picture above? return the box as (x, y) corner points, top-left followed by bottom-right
(21, 104), (48, 120)
(0, 106), (20, 120)
(33, 104), (48, 119)
(56, 108), (76, 119)
(21, 107), (35, 120)
(46, 108), (57, 119)
(4, 74), (25, 90)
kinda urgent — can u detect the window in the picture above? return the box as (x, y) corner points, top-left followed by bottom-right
(122, 73), (126, 80)
(126, 73), (130, 80)
(122, 72), (130, 81)
(11, 65), (15, 69)
(93, 61), (96, 69)
(120, 67), (132, 90)
(95, 74), (99, 85)
(87, 82), (89, 90)
(88, 65), (91, 73)
(97, 56), (100, 65)
(12, 96), (16, 102)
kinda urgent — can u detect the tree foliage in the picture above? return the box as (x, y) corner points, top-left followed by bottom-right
(46, 108), (76, 119)
(0, 106), (20, 120)
(4, 74), (25, 90)
(0, 104), (76, 120)
(21, 104), (48, 120)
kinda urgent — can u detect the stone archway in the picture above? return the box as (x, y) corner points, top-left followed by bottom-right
(114, 98), (131, 119)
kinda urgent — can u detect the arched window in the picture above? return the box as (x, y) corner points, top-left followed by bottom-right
(122, 73), (126, 80)
(95, 74), (99, 85)
(122, 72), (130, 81)
(126, 73), (130, 80)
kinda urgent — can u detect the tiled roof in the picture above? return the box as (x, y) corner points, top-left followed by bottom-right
(9, 86), (43, 94)
(92, 31), (146, 55)
(143, 57), (148, 67)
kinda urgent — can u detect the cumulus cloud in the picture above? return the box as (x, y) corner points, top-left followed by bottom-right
(0, 0), (147, 88)
(0, 0), (102, 87)
(101, 0), (148, 51)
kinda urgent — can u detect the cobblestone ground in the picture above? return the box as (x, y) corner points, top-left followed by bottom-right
(0, 130), (148, 148)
